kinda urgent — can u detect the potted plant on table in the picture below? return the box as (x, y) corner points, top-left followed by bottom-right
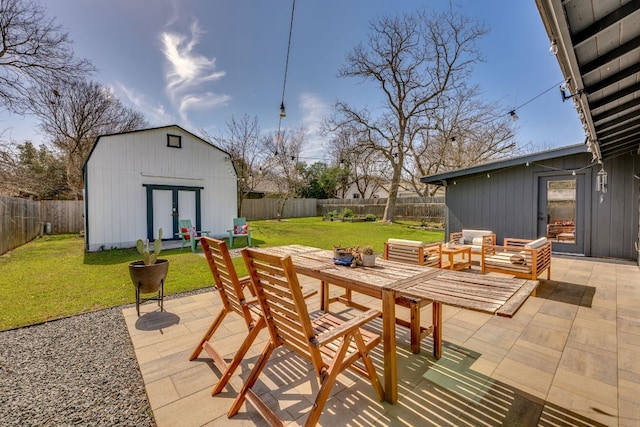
(360, 245), (376, 267)
(128, 228), (169, 316)
(333, 245), (354, 265)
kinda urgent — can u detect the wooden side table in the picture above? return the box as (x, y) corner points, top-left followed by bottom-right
(441, 245), (472, 270)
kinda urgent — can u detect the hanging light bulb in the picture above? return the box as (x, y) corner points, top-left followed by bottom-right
(549, 40), (558, 55)
(509, 110), (519, 121)
(279, 102), (286, 118)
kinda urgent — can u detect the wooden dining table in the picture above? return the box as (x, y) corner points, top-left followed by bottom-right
(250, 245), (538, 404)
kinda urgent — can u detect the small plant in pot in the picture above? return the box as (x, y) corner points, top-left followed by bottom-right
(128, 228), (169, 316)
(360, 245), (376, 267)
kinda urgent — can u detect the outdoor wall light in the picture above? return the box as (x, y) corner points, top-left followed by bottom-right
(596, 168), (608, 193)
(560, 86), (584, 102)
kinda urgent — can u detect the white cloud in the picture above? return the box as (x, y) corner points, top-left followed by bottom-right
(114, 82), (174, 126)
(299, 93), (330, 162)
(300, 93), (329, 135)
(160, 20), (230, 121)
(178, 92), (231, 121)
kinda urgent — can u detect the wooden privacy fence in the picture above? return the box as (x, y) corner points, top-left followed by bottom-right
(241, 198), (319, 220)
(0, 196), (41, 256)
(242, 197), (445, 223)
(317, 196), (445, 222)
(39, 200), (84, 234)
(2, 196), (445, 255)
(0, 197), (84, 256)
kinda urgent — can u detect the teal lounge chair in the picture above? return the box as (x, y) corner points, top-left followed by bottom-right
(178, 219), (210, 252)
(227, 217), (251, 247)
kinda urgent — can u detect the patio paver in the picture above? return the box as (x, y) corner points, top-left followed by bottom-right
(123, 255), (640, 426)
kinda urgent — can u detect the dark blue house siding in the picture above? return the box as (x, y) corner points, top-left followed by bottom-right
(441, 151), (639, 260)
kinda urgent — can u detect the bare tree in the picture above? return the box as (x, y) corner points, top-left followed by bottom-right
(0, 0), (94, 113)
(404, 85), (516, 196)
(261, 128), (305, 220)
(27, 80), (147, 197)
(324, 127), (388, 199)
(326, 7), (486, 221)
(203, 114), (267, 216)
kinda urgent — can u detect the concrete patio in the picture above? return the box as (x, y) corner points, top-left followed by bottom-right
(123, 254), (640, 426)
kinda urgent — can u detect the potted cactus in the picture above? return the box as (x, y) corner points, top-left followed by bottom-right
(128, 228), (169, 316)
(360, 245), (376, 267)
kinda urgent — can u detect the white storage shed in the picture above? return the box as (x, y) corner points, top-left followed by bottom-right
(83, 125), (237, 251)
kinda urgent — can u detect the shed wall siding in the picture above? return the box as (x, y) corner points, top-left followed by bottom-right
(85, 127), (237, 251)
(445, 152), (639, 260)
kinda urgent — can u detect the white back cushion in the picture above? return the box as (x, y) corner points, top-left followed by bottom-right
(524, 237), (548, 249)
(387, 238), (424, 247)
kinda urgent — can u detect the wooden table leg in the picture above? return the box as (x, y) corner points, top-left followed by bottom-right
(320, 280), (331, 312)
(382, 289), (397, 403)
(320, 280), (327, 311)
(432, 302), (442, 359)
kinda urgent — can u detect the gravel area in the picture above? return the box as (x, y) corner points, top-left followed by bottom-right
(0, 306), (155, 427)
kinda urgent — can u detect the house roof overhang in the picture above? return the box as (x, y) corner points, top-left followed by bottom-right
(420, 143), (588, 186)
(535, 0), (640, 161)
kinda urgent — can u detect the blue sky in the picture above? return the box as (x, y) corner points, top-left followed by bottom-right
(1, 0), (585, 163)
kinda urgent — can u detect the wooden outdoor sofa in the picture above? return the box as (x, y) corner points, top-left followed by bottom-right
(449, 229), (496, 256)
(383, 238), (442, 267)
(481, 237), (552, 287)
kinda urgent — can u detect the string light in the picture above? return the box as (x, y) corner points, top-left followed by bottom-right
(277, 0), (296, 132)
(507, 80), (564, 121)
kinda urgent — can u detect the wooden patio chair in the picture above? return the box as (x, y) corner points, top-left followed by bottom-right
(382, 239), (438, 354)
(190, 237), (316, 396)
(188, 237), (262, 395)
(228, 248), (384, 427)
(178, 219), (209, 253)
(227, 217), (252, 247)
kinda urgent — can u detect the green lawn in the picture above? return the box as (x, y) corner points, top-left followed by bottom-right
(0, 217), (443, 331)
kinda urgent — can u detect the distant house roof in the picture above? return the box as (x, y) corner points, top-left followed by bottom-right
(420, 144), (588, 185)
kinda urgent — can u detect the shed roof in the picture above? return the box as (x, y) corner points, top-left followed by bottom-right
(420, 143), (588, 185)
(83, 124), (231, 170)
